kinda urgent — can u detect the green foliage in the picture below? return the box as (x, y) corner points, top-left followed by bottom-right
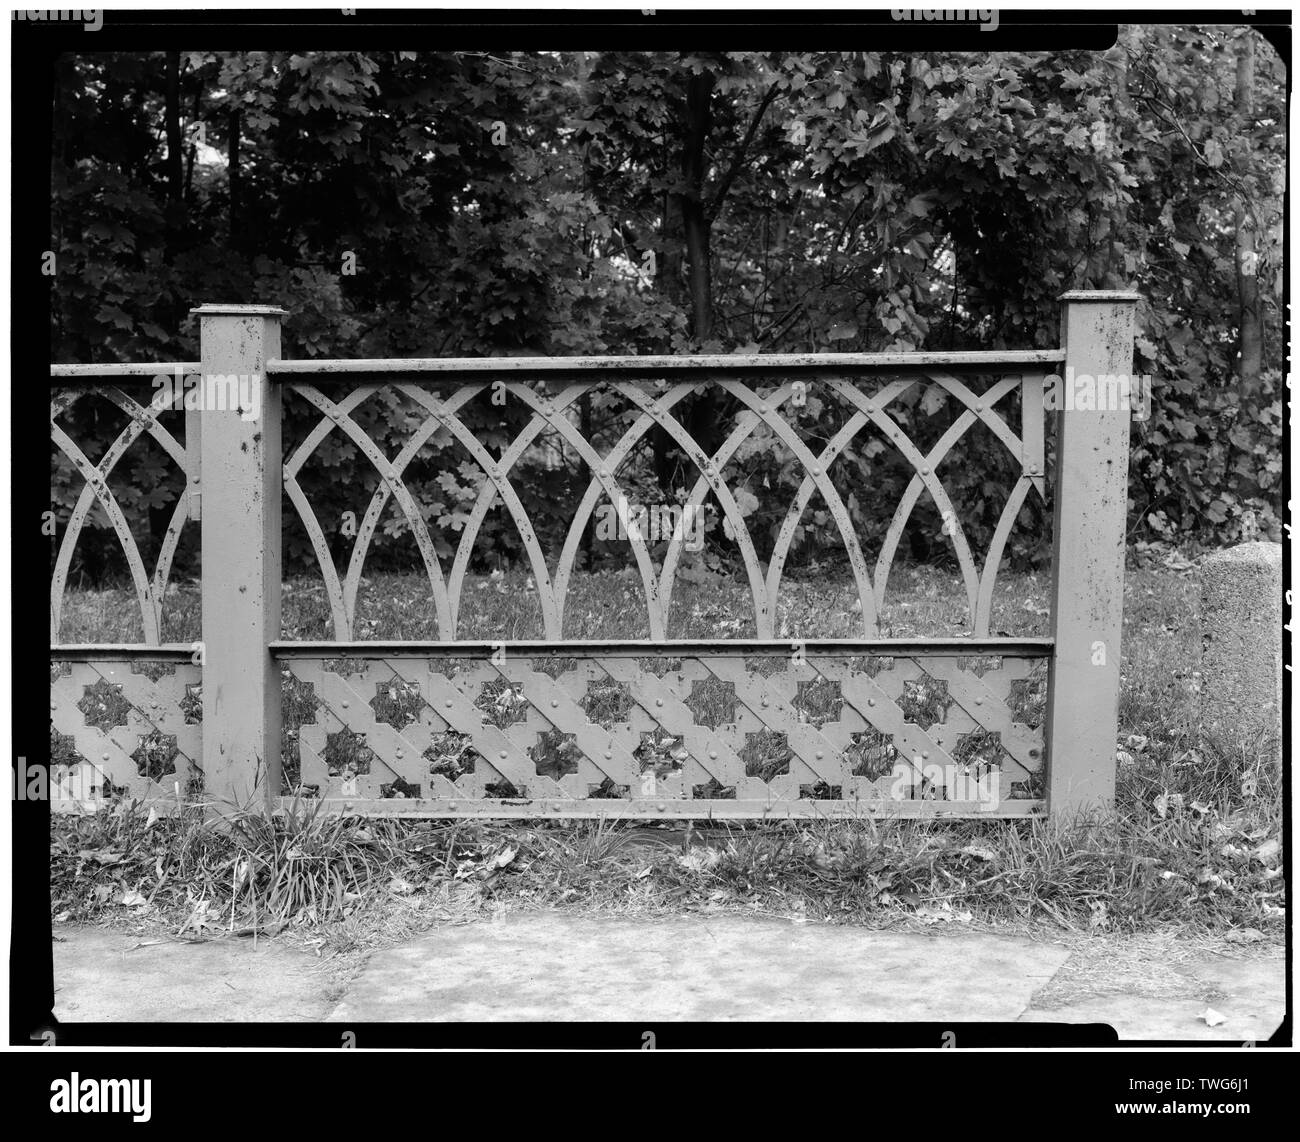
(50, 39), (1284, 584)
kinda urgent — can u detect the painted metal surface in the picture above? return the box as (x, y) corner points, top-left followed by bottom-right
(48, 292), (1137, 818)
(1045, 294), (1139, 813)
(49, 657), (203, 810)
(280, 646), (1046, 818)
(194, 305), (284, 806)
(50, 377), (198, 645)
(267, 349), (1064, 377)
(281, 370), (1050, 642)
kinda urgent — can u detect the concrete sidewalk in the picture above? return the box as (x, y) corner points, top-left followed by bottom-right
(52, 915), (1286, 1040)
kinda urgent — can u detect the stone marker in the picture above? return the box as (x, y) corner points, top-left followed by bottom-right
(1199, 541), (1283, 763)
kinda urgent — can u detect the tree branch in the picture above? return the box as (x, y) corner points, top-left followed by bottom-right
(705, 81), (780, 224)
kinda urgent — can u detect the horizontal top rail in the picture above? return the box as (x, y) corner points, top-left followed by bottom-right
(266, 349), (1064, 379)
(269, 637), (1054, 658)
(49, 350), (1064, 384)
(51, 362), (201, 380)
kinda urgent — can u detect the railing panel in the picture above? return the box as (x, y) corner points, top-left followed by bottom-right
(48, 292), (1136, 819)
(280, 366), (1051, 644)
(49, 653), (202, 811)
(50, 374), (199, 645)
(276, 642), (1047, 818)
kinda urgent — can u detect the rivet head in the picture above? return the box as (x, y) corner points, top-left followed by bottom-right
(499, 750), (508, 760)
(341, 701), (349, 708)
(975, 404), (984, 413)
(760, 697), (769, 707)
(815, 750), (824, 760)
(920, 468), (930, 476)
(709, 750), (718, 760)
(448, 801), (457, 811)
(922, 751), (929, 759)
(550, 699), (559, 708)
(655, 698), (663, 707)
(445, 700), (453, 709)
(395, 750), (404, 759)
(974, 697), (982, 705)
(867, 698), (875, 707)
(605, 749), (613, 760)
(657, 802), (667, 812)
(759, 403), (769, 413)
(102, 753), (110, 761)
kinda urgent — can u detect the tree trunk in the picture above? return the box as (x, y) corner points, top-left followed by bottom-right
(164, 52), (183, 205)
(678, 69), (715, 342)
(1234, 30), (1263, 395)
(1095, 25), (1135, 287)
(228, 108), (242, 251)
(163, 50), (184, 276)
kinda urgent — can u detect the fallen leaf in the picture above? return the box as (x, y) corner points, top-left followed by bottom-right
(959, 845), (997, 861)
(1200, 1007), (1227, 1027)
(490, 845), (517, 870)
(676, 848), (722, 872)
(1252, 838), (1281, 864)
(914, 905), (971, 925)
(1153, 791), (1184, 818)
(80, 850), (123, 865)
(387, 877), (415, 895)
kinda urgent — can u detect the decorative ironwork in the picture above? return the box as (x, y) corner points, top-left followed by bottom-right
(283, 647), (1045, 817)
(50, 375), (198, 645)
(48, 657), (203, 809)
(282, 370), (1047, 642)
(48, 292), (1140, 818)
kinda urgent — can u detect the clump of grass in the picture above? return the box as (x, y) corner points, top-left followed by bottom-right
(51, 796), (423, 932)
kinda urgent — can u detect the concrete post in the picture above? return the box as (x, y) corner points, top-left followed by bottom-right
(1045, 291), (1141, 816)
(193, 304), (286, 812)
(1199, 541), (1283, 766)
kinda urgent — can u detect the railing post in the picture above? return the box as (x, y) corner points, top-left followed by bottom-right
(193, 304), (286, 814)
(1045, 290), (1141, 816)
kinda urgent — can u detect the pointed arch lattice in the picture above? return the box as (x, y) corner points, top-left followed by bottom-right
(280, 368), (1048, 642)
(50, 378), (199, 646)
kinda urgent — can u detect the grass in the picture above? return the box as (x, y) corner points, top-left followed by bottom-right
(56, 561), (1053, 643)
(51, 560), (1284, 946)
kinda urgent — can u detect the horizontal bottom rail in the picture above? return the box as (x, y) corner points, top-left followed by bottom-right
(52, 643), (199, 660)
(273, 796), (1046, 819)
(270, 637), (1054, 658)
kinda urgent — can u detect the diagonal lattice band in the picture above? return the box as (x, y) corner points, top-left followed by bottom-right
(280, 648), (1046, 817)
